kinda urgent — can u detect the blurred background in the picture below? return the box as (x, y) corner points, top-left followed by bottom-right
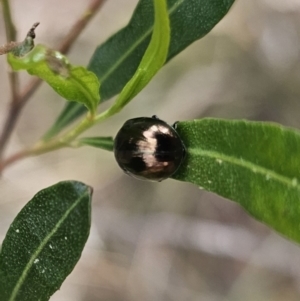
(1, 0), (300, 300)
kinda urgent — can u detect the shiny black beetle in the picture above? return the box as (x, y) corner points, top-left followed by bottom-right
(114, 116), (186, 181)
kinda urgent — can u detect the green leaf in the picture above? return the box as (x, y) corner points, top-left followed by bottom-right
(173, 119), (300, 243)
(78, 136), (114, 151)
(0, 181), (92, 301)
(106, 0), (169, 115)
(44, 0), (236, 138)
(8, 45), (100, 114)
(93, 0), (235, 101)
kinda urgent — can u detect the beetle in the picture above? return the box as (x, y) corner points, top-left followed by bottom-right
(114, 116), (186, 181)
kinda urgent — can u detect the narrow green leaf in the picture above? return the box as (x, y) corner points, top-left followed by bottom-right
(108, 0), (170, 114)
(78, 136), (114, 151)
(8, 45), (100, 114)
(0, 181), (92, 301)
(44, 0), (235, 139)
(173, 119), (300, 243)
(93, 0), (235, 101)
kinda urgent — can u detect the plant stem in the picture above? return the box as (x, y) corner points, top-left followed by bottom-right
(0, 105), (115, 172)
(2, 0), (16, 41)
(1, 0), (20, 171)
(58, 0), (107, 54)
(2, 0), (19, 103)
(0, 116), (93, 172)
(0, 0), (107, 159)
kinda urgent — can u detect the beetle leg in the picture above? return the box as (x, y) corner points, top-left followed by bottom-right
(172, 121), (179, 129)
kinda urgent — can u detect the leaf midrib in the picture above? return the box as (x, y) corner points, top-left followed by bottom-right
(8, 189), (90, 301)
(190, 148), (300, 189)
(99, 0), (185, 84)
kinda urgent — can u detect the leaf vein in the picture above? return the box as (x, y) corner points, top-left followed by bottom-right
(190, 149), (300, 189)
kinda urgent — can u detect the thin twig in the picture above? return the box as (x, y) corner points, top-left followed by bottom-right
(0, 0), (107, 160)
(58, 0), (107, 54)
(0, 108), (99, 173)
(0, 148), (32, 172)
(1, 0), (16, 41)
(2, 0), (19, 104)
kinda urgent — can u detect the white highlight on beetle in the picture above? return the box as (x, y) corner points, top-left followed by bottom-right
(137, 125), (172, 170)
(34, 258), (39, 264)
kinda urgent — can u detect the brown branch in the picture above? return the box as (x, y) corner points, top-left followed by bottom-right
(2, 0), (19, 104)
(6, 67), (19, 105)
(2, 0), (17, 41)
(58, 0), (107, 54)
(0, 0), (107, 160)
(0, 148), (32, 173)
